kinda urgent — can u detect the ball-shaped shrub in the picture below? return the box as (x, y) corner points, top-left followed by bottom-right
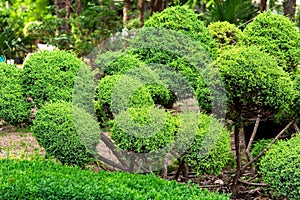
(0, 63), (31, 125)
(208, 21), (243, 50)
(22, 50), (82, 108)
(181, 113), (232, 175)
(96, 74), (154, 122)
(32, 101), (100, 167)
(144, 6), (217, 59)
(111, 107), (178, 153)
(260, 135), (300, 199)
(243, 12), (300, 73)
(216, 46), (294, 119)
(291, 75), (300, 121)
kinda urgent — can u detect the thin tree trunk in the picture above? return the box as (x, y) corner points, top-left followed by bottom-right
(123, 0), (132, 27)
(137, 0), (145, 27)
(232, 124), (242, 196)
(260, 0), (267, 11)
(65, 0), (71, 49)
(150, 0), (166, 16)
(284, 0), (296, 19)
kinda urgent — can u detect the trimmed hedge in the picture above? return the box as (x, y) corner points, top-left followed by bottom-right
(0, 63), (31, 125)
(182, 113), (232, 175)
(0, 159), (231, 199)
(22, 50), (82, 108)
(144, 6), (217, 59)
(260, 135), (300, 199)
(243, 12), (300, 73)
(208, 21), (243, 51)
(32, 101), (99, 167)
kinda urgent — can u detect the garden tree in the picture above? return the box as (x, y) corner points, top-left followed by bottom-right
(260, 0), (267, 11)
(150, 0), (166, 16)
(243, 11), (300, 74)
(283, 0), (296, 19)
(137, 0), (145, 27)
(123, 0), (132, 26)
(216, 46), (294, 195)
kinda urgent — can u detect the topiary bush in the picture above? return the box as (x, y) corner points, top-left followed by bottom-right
(243, 11), (300, 73)
(96, 74), (154, 123)
(0, 63), (31, 125)
(111, 107), (178, 153)
(22, 50), (82, 108)
(181, 113), (232, 175)
(0, 159), (231, 200)
(260, 135), (300, 199)
(144, 6), (217, 59)
(208, 21), (243, 51)
(32, 101), (100, 168)
(216, 46), (294, 121)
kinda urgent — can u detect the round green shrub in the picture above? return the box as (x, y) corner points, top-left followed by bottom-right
(32, 101), (100, 167)
(0, 63), (31, 125)
(250, 138), (273, 169)
(144, 6), (217, 59)
(208, 21), (243, 50)
(96, 74), (154, 122)
(291, 75), (300, 121)
(182, 113), (232, 175)
(22, 50), (82, 108)
(216, 46), (294, 119)
(243, 12), (300, 73)
(111, 107), (178, 153)
(260, 135), (300, 199)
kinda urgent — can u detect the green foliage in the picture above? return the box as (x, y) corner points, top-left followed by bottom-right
(111, 107), (178, 153)
(144, 5), (217, 59)
(0, 63), (31, 125)
(96, 74), (154, 122)
(216, 46), (294, 119)
(260, 135), (300, 199)
(32, 101), (99, 167)
(182, 113), (232, 175)
(208, 21), (243, 51)
(204, 0), (258, 27)
(250, 139), (273, 169)
(22, 50), (82, 108)
(292, 75), (300, 121)
(0, 159), (231, 200)
(243, 11), (300, 73)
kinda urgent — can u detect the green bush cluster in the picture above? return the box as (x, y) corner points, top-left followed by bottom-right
(216, 46), (294, 119)
(96, 74), (154, 121)
(144, 6), (217, 59)
(0, 63), (31, 125)
(182, 113), (232, 175)
(260, 135), (300, 199)
(243, 11), (300, 73)
(250, 138), (273, 169)
(22, 50), (82, 108)
(0, 159), (231, 200)
(208, 21), (243, 51)
(32, 101), (99, 167)
(111, 107), (178, 153)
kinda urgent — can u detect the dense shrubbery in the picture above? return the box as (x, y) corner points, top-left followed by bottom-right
(32, 101), (99, 167)
(216, 46), (294, 119)
(182, 113), (232, 175)
(0, 63), (31, 125)
(243, 11), (300, 73)
(250, 139), (273, 169)
(0, 159), (231, 200)
(208, 21), (243, 51)
(96, 74), (154, 122)
(260, 135), (300, 199)
(144, 6), (217, 59)
(22, 50), (82, 108)
(111, 107), (178, 153)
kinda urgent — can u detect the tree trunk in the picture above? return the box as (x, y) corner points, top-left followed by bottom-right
(65, 0), (71, 49)
(150, 0), (166, 16)
(284, 0), (296, 19)
(232, 123), (242, 196)
(260, 0), (267, 11)
(137, 0), (145, 27)
(123, 0), (132, 27)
